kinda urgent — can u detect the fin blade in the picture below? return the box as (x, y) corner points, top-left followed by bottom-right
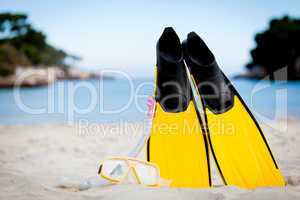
(207, 96), (285, 188)
(149, 102), (211, 188)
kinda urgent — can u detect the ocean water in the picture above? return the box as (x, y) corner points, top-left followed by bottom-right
(0, 78), (299, 125)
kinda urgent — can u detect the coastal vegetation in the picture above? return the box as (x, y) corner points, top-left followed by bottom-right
(245, 16), (300, 80)
(0, 13), (72, 76)
(1, 13), (299, 82)
(0, 12), (103, 87)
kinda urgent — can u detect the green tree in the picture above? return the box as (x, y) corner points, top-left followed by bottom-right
(0, 13), (30, 38)
(247, 16), (300, 80)
(0, 12), (73, 77)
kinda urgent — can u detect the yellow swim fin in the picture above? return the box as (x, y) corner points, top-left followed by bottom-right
(183, 32), (285, 188)
(147, 27), (211, 188)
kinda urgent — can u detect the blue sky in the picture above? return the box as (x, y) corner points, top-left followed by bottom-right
(1, 0), (300, 77)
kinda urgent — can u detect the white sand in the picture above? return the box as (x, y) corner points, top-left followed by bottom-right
(0, 120), (300, 199)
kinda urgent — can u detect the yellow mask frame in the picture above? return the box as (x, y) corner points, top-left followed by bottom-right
(98, 157), (170, 187)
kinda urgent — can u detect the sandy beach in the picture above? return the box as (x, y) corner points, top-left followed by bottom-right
(0, 119), (299, 200)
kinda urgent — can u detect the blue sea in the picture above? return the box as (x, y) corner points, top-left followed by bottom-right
(0, 78), (299, 125)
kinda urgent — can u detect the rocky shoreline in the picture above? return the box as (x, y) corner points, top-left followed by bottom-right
(0, 66), (114, 88)
(233, 73), (265, 80)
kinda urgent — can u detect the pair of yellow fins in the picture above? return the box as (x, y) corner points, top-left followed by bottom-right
(147, 27), (285, 188)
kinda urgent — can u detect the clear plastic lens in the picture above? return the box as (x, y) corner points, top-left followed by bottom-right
(134, 163), (159, 185)
(101, 160), (128, 181)
(101, 158), (160, 186)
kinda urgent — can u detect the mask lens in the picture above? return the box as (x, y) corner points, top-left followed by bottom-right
(134, 163), (159, 185)
(101, 159), (128, 181)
